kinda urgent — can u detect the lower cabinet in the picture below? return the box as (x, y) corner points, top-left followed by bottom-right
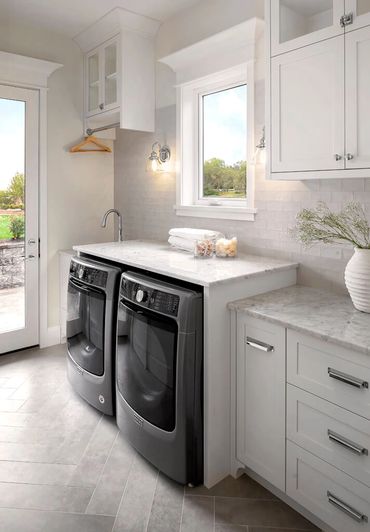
(234, 312), (370, 531)
(236, 315), (286, 491)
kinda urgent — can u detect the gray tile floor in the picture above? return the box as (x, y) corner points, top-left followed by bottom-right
(0, 344), (320, 532)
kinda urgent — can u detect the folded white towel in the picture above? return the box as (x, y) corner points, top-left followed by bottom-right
(168, 236), (195, 253)
(169, 227), (224, 241)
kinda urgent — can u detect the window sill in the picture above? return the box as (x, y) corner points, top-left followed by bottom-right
(174, 204), (257, 221)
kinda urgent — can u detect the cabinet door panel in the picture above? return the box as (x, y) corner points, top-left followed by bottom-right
(236, 316), (286, 491)
(271, 0), (345, 56)
(86, 50), (101, 116)
(271, 36), (345, 173)
(345, 25), (370, 168)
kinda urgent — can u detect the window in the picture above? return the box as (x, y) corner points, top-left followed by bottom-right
(176, 63), (256, 221)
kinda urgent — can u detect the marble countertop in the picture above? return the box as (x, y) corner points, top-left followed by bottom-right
(73, 240), (298, 287)
(229, 285), (370, 355)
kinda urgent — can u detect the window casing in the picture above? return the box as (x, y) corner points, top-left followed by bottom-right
(176, 63), (256, 221)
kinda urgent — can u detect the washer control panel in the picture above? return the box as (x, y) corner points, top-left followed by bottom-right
(121, 277), (179, 317)
(70, 260), (108, 288)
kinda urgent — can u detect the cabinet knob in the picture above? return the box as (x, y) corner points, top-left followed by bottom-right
(99, 103), (104, 110)
(345, 153), (354, 161)
(334, 154), (342, 161)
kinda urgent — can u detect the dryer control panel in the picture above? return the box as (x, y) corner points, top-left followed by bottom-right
(121, 276), (179, 317)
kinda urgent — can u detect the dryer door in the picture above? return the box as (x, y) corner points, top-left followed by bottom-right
(67, 278), (106, 376)
(117, 300), (178, 431)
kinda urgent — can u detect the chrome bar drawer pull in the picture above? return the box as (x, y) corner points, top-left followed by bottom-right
(245, 337), (274, 352)
(328, 368), (368, 389)
(327, 491), (368, 523)
(328, 429), (368, 456)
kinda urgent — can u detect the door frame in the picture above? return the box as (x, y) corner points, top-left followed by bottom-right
(0, 51), (62, 350)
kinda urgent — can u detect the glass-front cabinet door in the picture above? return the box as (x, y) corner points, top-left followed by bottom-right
(346, 0), (370, 30)
(104, 41), (118, 110)
(86, 50), (100, 116)
(85, 37), (119, 117)
(270, 0), (345, 56)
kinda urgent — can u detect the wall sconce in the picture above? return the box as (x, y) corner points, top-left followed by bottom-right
(253, 126), (266, 165)
(147, 142), (171, 173)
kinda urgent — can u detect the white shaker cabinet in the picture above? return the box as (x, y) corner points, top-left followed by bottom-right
(75, 8), (160, 134)
(271, 0), (344, 56)
(266, 0), (370, 179)
(271, 36), (345, 173)
(236, 315), (286, 491)
(345, 24), (370, 169)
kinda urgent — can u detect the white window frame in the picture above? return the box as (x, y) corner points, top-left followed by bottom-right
(175, 62), (256, 221)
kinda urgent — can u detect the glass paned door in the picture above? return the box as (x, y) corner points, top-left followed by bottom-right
(104, 42), (118, 108)
(87, 52), (100, 114)
(0, 85), (39, 354)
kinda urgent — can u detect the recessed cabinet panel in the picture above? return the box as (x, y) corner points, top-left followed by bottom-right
(346, 0), (370, 30)
(271, 0), (344, 56)
(345, 25), (370, 168)
(271, 36), (345, 173)
(236, 316), (286, 491)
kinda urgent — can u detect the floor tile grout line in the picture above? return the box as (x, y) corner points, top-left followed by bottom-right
(110, 448), (137, 532)
(84, 430), (119, 514)
(0, 505), (116, 517)
(64, 413), (104, 476)
(144, 468), (159, 532)
(179, 483), (186, 532)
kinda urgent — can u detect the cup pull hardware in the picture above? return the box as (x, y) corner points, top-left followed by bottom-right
(327, 491), (368, 523)
(334, 154), (342, 161)
(245, 336), (274, 352)
(328, 368), (368, 389)
(327, 429), (368, 456)
(345, 153), (354, 161)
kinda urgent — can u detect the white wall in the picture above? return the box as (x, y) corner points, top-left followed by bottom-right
(0, 21), (114, 327)
(114, 0), (370, 294)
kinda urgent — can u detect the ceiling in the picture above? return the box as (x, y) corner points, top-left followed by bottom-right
(0, 0), (202, 38)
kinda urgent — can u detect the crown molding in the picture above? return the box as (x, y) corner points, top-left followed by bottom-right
(0, 51), (62, 89)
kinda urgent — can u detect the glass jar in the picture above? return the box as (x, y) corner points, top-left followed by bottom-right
(194, 238), (215, 259)
(215, 236), (238, 258)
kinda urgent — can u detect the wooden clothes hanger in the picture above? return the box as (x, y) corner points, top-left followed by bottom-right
(70, 135), (112, 153)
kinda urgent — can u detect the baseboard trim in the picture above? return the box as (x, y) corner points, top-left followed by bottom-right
(40, 326), (61, 349)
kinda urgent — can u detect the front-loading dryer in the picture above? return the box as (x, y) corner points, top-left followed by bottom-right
(116, 271), (203, 485)
(66, 256), (121, 415)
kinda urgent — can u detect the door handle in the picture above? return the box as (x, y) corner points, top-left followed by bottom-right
(245, 336), (274, 352)
(21, 254), (36, 261)
(327, 429), (368, 456)
(28, 239), (36, 245)
(345, 153), (354, 161)
(334, 154), (342, 161)
(327, 491), (368, 523)
(328, 368), (368, 389)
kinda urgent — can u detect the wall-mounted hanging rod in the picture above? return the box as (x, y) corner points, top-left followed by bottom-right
(86, 122), (120, 136)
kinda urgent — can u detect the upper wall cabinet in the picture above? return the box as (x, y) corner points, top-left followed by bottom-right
(271, 0), (344, 56)
(266, 0), (370, 179)
(75, 8), (160, 134)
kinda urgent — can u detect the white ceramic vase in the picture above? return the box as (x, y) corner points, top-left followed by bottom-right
(345, 248), (370, 313)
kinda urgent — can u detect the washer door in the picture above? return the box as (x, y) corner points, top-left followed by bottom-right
(117, 300), (178, 431)
(67, 278), (106, 376)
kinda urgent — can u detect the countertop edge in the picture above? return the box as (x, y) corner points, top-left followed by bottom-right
(231, 306), (370, 356)
(73, 245), (299, 288)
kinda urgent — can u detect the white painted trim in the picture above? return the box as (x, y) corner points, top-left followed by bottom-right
(159, 18), (264, 84)
(174, 205), (257, 221)
(176, 62), (256, 219)
(42, 326), (61, 348)
(39, 88), (49, 349)
(74, 7), (160, 53)
(0, 51), (62, 88)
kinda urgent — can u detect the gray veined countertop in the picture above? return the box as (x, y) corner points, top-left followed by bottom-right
(73, 240), (298, 288)
(229, 285), (370, 355)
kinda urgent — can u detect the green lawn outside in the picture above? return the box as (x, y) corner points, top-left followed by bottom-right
(0, 215), (12, 240)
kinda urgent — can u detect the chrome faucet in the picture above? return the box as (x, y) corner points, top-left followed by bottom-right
(101, 209), (123, 242)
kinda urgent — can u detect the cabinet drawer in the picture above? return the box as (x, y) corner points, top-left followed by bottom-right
(287, 330), (370, 419)
(287, 441), (370, 532)
(287, 385), (370, 487)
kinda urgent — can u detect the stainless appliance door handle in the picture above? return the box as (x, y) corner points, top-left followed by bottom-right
(328, 368), (368, 389)
(245, 336), (274, 352)
(327, 491), (368, 523)
(328, 429), (368, 456)
(69, 278), (103, 296)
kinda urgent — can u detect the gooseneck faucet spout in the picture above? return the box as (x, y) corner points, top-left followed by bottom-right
(101, 209), (123, 242)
